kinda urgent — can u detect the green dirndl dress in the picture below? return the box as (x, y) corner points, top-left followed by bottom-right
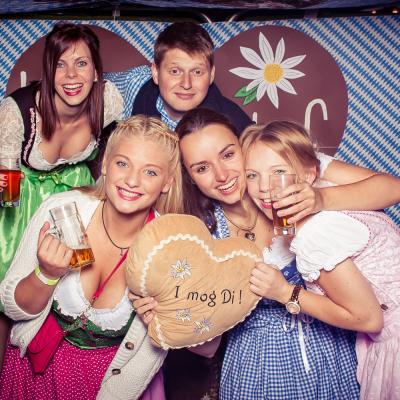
(0, 162), (94, 296)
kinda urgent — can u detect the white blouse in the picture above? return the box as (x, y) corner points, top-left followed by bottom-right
(290, 211), (370, 282)
(0, 81), (123, 170)
(54, 270), (132, 331)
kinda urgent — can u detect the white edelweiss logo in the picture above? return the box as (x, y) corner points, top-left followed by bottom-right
(194, 317), (212, 335)
(230, 32), (306, 109)
(176, 308), (192, 322)
(171, 259), (191, 279)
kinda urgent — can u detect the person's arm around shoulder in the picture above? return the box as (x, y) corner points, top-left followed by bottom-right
(274, 156), (400, 224)
(320, 159), (400, 210)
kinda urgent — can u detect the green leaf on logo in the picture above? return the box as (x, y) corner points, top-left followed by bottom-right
(234, 85), (258, 105)
(243, 90), (257, 106)
(234, 85), (257, 98)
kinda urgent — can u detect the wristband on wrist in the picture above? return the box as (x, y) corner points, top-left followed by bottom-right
(34, 266), (60, 286)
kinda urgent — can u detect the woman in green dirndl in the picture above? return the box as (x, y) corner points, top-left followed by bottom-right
(0, 22), (122, 365)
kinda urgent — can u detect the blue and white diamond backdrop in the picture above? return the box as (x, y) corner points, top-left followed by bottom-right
(0, 17), (399, 223)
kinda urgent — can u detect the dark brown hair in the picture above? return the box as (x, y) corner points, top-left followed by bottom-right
(39, 22), (104, 140)
(176, 108), (238, 233)
(154, 22), (214, 68)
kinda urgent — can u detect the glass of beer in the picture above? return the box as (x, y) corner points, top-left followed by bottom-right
(49, 202), (95, 269)
(0, 157), (22, 207)
(269, 173), (297, 236)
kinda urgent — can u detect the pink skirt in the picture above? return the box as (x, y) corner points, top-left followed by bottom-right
(0, 339), (165, 400)
(356, 308), (400, 400)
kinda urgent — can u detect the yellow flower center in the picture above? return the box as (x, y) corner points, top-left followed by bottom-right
(263, 64), (284, 83)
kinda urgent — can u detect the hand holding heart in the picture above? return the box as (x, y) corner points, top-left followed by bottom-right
(125, 214), (262, 350)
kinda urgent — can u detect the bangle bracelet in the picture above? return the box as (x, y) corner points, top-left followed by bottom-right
(34, 266), (60, 286)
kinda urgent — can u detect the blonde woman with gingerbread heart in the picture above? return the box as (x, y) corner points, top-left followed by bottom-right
(0, 116), (187, 400)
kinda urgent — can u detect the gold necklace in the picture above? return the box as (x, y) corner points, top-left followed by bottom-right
(222, 208), (259, 241)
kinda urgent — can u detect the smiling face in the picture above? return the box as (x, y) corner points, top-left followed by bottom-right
(102, 136), (173, 216)
(151, 48), (215, 121)
(179, 123), (245, 206)
(245, 141), (299, 220)
(54, 39), (97, 111)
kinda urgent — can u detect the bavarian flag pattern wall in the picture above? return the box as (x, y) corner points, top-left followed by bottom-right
(0, 16), (398, 223)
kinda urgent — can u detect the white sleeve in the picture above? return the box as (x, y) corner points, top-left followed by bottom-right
(290, 211), (369, 282)
(316, 152), (335, 179)
(0, 196), (59, 320)
(103, 80), (123, 126)
(0, 97), (24, 159)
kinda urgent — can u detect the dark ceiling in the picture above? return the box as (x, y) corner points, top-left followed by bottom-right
(1, 0), (399, 21)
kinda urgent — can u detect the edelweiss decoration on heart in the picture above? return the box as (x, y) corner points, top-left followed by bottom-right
(125, 214), (262, 350)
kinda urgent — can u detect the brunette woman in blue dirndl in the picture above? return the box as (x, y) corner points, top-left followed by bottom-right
(173, 108), (399, 399)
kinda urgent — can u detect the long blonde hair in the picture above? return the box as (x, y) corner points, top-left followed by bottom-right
(240, 120), (320, 178)
(81, 115), (183, 214)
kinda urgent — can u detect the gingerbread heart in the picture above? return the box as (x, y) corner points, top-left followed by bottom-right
(125, 214), (262, 350)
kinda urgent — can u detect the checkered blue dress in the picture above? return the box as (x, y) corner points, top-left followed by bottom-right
(212, 204), (360, 400)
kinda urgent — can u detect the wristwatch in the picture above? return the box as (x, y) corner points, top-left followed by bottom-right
(285, 284), (302, 315)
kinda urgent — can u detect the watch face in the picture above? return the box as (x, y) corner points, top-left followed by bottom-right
(286, 301), (301, 315)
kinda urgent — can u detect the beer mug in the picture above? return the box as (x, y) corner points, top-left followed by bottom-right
(49, 202), (95, 269)
(0, 157), (22, 207)
(269, 173), (297, 236)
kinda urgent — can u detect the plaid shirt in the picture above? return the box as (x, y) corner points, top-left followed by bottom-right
(104, 65), (179, 130)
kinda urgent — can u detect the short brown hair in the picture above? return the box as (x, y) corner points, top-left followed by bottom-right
(154, 22), (214, 68)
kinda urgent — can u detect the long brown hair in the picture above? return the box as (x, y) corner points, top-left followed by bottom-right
(176, 108), (238, 232)
(39, 22), (104, 140)
(81, 115), (183, 215)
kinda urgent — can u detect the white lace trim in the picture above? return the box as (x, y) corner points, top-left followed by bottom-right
(54, 269), (132, 331)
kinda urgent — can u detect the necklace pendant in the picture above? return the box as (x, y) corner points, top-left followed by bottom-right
(245, 231), (256, 241)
